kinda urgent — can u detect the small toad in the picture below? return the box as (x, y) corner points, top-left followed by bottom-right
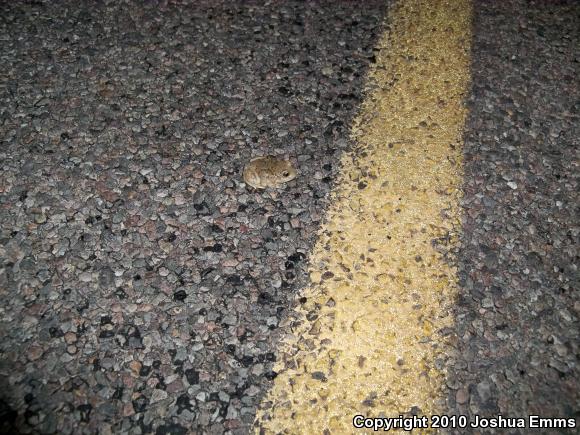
(242, 156), (297, 189)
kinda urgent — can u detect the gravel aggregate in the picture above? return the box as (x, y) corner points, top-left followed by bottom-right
(446, 1), (579, 432)
(1, 0), (578, 434)
(0, 1), (385, 433)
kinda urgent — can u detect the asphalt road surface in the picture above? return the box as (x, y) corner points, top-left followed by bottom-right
(0, 1), (578, 434)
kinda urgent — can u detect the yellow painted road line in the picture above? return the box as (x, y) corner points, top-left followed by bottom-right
(255, 0), (472, 433)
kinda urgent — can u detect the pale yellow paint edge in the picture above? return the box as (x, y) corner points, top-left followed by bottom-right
(255, 0), (472, 433)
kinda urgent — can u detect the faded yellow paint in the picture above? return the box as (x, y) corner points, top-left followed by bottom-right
(255, 0), (471, 433)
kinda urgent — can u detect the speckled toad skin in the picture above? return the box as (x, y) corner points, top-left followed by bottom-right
(242, 156), (296, 189)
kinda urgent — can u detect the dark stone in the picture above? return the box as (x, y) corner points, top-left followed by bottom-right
(176, 394), (194, 413)
(76, 300), (89, 313)
(203, 244), (222, 253)
(210, 224), (223, 233)
(167, 233), (177, 242)
(257, 292), (273, 305)
(173, 289), (187, 301)
(226, 275), (243, 286)
(287, 252), (306, 263)
(132, 396), (148, 413)
(185, 369), (199, 385)
(49, 327), (64, 338)
(311, 371), (327, 382)
(100, 316), (112, 325)
(240, 355), (254, 367)
(77, 404), (92, 423)
(112, 387), (123, 400)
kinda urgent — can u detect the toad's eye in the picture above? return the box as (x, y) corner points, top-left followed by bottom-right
(282, 171), (290, 177)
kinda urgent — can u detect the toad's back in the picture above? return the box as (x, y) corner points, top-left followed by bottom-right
(243, 156), (297, 189)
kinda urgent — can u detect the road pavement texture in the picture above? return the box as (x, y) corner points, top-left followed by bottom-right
(0, 1), (386, 433)
(255, 0), (472, 432)
(446, 0), (578, 429)
(0, 1), (578, 434)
